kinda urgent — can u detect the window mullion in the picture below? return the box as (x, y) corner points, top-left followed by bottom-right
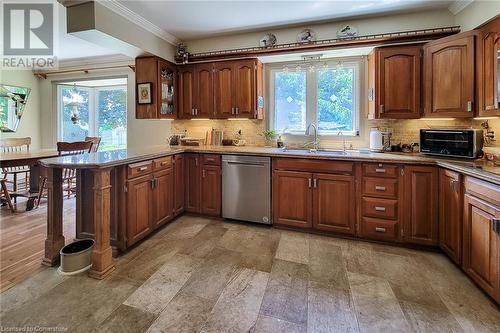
(305, 69), (316, 129)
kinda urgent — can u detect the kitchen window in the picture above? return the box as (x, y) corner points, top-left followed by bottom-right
(268, 59), (361, 136)
(57, 78), (127, 151)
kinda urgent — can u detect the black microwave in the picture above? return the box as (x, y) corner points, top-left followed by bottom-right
(420, 129), (483, 159)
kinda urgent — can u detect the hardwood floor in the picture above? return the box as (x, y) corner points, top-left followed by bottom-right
(0, 198), (75, 292)
(1, 214), (499, 332)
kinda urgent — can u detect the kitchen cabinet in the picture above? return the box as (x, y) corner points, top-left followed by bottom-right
(423, 31), (477, 117)
(178, 64), (214, 118)
(478, 16), (500, 116)
(313, 173), (356, 235)
(153, 168), (174, 228)
(213, 59), (264, 119)
(403, 165), (438, 245)
(368, 45), (422, 119)
(201, 164), (221, 216)
(173, 154), (185, 216)
(439, 169), (462, 264)
(272, 170), (313, 229)
(185, 154), (201, 213)
(126, 174), (154, 246)
(135, 56), (177, 119)
(463, 181), (500, 303)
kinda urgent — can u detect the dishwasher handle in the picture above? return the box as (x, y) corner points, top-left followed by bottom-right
(226, 161), (267, 167)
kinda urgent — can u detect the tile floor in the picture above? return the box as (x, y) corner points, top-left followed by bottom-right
(1, 215), (499, 333)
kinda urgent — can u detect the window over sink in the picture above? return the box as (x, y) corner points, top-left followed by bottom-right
(268, 58), (361, 137)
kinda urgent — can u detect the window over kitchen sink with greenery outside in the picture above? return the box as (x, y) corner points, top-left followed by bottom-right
(269, 58), (361, 137)
(57, 78), (128, 151)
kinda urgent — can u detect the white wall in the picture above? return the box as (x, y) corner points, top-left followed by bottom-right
(38, 64), (172, 149)
(186, 9), (456, 53)
(1, 70), (42, 149)
(454, 0), (500, 31)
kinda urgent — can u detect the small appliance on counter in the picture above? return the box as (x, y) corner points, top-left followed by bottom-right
(420, 128), (483, 159)
(369, 128), (391, 152)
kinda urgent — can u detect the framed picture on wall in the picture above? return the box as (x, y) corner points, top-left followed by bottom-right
(137, 82), (152, 104)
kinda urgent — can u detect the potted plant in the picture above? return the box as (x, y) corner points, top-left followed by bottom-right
(261, 129), (277, 147)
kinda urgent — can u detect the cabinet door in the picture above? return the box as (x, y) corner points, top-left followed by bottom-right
(424, 32), (476, 117)
(173, 154), (185, 215)
(178, 66), (195, 118)
(195, 63), (214, 118)
(135, 57), (158, 119)
(214, 62), (234, 118)
(157, 60), (176, 119)
(377, 45), (421, 118)
(463, 194), (499, 303)
(233, 60), (255, 118)
(185, 154), (201, 213)
(126, 175), (154, 246)
(403, 166), (438, 245)
(478, 17), (500, 116)
(272, 170), (313, 228)
(201, 165), (221, 216)
(313, 173), (356, 235)
(153, 168), (174, 228)
(439, 169), (462, 264)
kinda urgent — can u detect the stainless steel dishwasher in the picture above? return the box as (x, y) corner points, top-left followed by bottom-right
(222, 155), (271, 224)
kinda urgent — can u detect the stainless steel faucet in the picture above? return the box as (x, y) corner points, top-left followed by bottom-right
(305, 123), (319, 152)
(337, 131), (347, 154)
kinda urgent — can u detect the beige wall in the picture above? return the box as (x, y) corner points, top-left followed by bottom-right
(454, 0), (500, 31)
(1, 70), (42, 149)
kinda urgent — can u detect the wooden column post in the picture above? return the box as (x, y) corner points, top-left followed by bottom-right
(43, 167), (65, 266)
(88, 167), (115, 279)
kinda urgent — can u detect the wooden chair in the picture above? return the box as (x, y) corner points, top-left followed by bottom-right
(37, 141), (92, 206)
(0, 137), (31, 202)
(85, 136), (101, 152)
(0, 179), (15, 213)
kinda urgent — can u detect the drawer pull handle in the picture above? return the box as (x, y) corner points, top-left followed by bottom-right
(375, 168), (386, 173)
(160, 161), (169, 166)
(138, 166), (148, 171)
(375, 186), (386, 191)
(375, 227), (386, 233)
(375, 206), (386, 212)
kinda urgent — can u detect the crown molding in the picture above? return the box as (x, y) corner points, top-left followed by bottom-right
(448, 0), (474, 15)
(58, 54), (133, 69)
(95, 0), (180, 46)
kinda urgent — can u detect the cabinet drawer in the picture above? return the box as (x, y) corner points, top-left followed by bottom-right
(202, 154), (221, 166)
(128, 160), (153, 178)
(363, 163), (399, 178)
(361, 217), (399, 241)
(273, 158), (353, 174)
(362, 197), (398, 219)
(153, 156), (172, 170)
(362, 177), (398, 198)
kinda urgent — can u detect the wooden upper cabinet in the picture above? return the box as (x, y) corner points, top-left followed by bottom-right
(273, 170), (313, 229)
(439, 169), (462, 264)
(463, 193), (499, 303)
(478, 16), (500, 116)
(214, 61), (235, 118)
(423, 31), (477, 117)
(178, 65), (195, 118)
(368, 45), (422, 119)
(195, 63), (214, 118)
(403, 165), (438, 245)
(233, 60), (255, 117)
(313, 173), (356, 235)
(136, 56), (177, 119)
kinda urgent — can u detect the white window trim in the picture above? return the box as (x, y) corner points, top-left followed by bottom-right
(267, 56), (363, 138)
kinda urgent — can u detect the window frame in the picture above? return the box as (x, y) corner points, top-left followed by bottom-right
(267, 57), (362, 138)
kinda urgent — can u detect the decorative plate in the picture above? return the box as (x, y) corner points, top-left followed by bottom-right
(259, 33), (277, 48)
(297, 29), (317, 43)
(337, 25), (358, 39)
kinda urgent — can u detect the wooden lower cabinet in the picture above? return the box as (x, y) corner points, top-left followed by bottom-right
(126, 174), (154, 246)
(201, 165), (221, 216)
(463, 193), (500, 303)
(173, 154), (185, 215)
(273, 170), (313, 228)
(313, 173), (356, 235)
(439, 169), (463, 264)
(185, 154), (201, 213)
(153, 168), (174, 228)
(403, 165), (439, 245)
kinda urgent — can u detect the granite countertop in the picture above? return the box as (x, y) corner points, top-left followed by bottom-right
(39, 145), (500, 186)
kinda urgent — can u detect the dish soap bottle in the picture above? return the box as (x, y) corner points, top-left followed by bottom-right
(277, 135), (284, 148)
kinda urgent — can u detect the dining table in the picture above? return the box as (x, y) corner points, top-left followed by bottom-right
(0, 149), (59, 210)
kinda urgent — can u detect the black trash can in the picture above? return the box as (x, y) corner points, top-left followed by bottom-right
(59, 239), (94, 275)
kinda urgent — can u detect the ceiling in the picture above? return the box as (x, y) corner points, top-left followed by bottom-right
(119, 0), (456, 41)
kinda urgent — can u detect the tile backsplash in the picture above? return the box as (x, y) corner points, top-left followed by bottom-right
(170, 117), (500, 149)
